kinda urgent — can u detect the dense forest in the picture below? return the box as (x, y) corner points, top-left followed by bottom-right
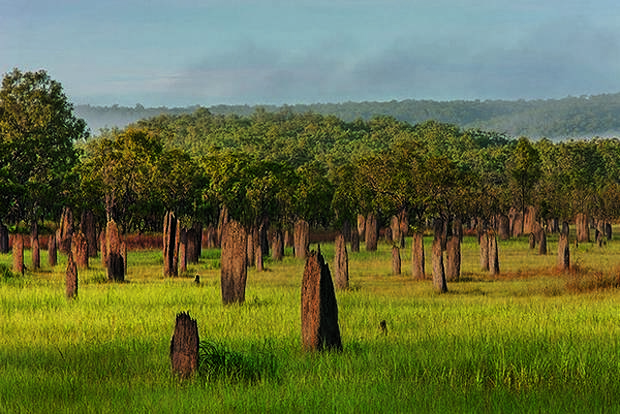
(76, 92), (620, 139)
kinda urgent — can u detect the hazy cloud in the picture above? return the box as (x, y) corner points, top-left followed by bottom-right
(4, 0), (620, 106)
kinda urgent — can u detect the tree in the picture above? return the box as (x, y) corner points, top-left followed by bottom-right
(79, 128), (163, 232)
(507, 137), (541, 234)
(0, 68), (87, 230)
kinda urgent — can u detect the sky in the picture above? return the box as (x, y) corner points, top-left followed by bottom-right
(2, 0), (620, 107)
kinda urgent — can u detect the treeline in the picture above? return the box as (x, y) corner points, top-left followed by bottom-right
(77, 92), (620, 139)
(4, 70), (620, 284)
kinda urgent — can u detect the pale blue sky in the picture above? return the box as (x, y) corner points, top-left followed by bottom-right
(2, 0), (619, 106)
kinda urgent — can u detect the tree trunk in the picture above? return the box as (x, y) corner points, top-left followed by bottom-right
(178, 228), (187, 274)
(557, 223), (570, 271)
(193, 222), (203, 261)
(12, 234), (24, 275)
(479, 231), (489, 271)
(163, 211), (178, 277)
(216, 207), (229, 248)
(398, 210), (408, 248)
(575, 213), (590, 243)
(342, 227), (355, 255)
(0, 223), (8, 254)
(334, 233), (349, 289)
(365, 213), (378, 252)
(445, 235), (460, 282)
(254, 227), (264, 271)
(390, 216), (399, 247)
(432, 220), (448, 293)
(186, 227), (198, 264)
(169, 312), (199, 379)
(246, 226), (256, 267)
(220, 220), (247, 305)
(106, 220), (124, 282)
(284, 229), (294, 249)
(509, 207), (523, 237)
(595, 221), (606, 247)
(294, 219), (310, 259)
(391, 246), (401, 276)
(31, 223), (40, 270)
(384, 227), (392, 244)
(121, 240), (127, 276)
(259, 219), (269, 257)
(47, 233), (57, 267)
(271, 229), (284, 261)
(411, 232), (425, 280)
(548, 218), (560, 234)
(301, 249), (343, 352)
(99, 229), (107, 267)
(65, 251), (78, 299)
(488, 230), (500, 276)
(537, 228), (547, 255)
(605, 223), (612, 241)
(357, 214), (366, 242)
(80, 210), (98, 258)
(205, 225), (217, 249)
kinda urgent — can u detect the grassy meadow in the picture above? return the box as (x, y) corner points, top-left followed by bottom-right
(1, 231), (620, 413)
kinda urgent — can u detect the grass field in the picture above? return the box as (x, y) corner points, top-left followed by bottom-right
(1, 232), (620, 413)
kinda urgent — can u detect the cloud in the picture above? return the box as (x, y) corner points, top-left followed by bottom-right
(465, 17), (620, 99)
(80, 7), (617, 107)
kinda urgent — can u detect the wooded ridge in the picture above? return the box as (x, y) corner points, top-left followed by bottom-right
(76, 92), (620, 139)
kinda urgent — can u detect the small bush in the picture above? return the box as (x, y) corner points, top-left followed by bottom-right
(198, 340), (279, 383)
(0, 263), (25, 286)
(0, 263), (17, 280)
(85, 271), (108, 284)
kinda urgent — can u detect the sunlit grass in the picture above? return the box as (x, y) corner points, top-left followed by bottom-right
(1, 231), (620, 413)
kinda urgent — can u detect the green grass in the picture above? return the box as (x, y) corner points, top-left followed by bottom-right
(1, 233), (620, 413)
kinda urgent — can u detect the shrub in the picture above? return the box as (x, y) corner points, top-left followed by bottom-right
(0, 263), (25, 286)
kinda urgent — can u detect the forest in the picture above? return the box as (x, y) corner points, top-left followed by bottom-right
(4, 70), (620, 252)
(75, 92), (620, 139)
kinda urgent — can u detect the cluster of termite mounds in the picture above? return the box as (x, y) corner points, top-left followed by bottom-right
(170, 245), (344, 379)
(0, 206), (130, 300)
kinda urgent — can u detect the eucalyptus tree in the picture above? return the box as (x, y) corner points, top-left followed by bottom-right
(0, 68), (87, 263)
(79, 128), (162, 232)
(506, 137), (541, 234)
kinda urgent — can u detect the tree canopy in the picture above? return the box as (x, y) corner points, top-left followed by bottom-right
(5, 69), (620, 238)
(0, 68), (88, 227)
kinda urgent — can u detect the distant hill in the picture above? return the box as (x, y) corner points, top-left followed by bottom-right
(75, 93), (620, 139)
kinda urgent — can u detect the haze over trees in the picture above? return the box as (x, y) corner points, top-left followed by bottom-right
(76, 93), (620, 139)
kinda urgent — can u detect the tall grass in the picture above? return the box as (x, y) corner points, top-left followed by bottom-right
(1, 233), (620, 413)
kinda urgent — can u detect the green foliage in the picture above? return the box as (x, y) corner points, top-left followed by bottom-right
(507, 137), (541, 222)
(75, 106), (620, 233)
(198, 340), (280, 383)
(0, 68), (87, 224)
(0, 263), (18, 282)
(78, 128), (206, 232)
